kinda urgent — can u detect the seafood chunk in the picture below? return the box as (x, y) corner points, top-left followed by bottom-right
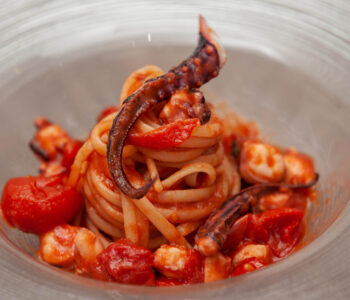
(240, 141), (285, 184)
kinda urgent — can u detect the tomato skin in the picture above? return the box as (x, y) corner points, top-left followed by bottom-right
(97, 105), (118, 122)
(1, 176), (84, 234)
(75, 257), (112, 282)
(223, 208), (304, 259)
(223, 214), (250, 251)
(126, 118), (200, 149)
(246, 208), (304, 258)
(61, 140), (82, 170)
(98, 239), (155, 286)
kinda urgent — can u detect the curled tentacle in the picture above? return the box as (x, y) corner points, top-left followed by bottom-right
(107, 16), (226, 199)
(195, 174), (319, 256)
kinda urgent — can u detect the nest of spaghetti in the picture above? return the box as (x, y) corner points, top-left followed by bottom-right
(69, 64), (241, 251)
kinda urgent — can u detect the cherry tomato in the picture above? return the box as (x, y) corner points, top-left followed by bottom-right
(75, 258), (112, 281)
(97, 106), (118, 122)
(223, 214), (250, 251)
(61, 140), (82, 169)
(127, 118), (200, 149)
(98, 239), (155, 286)
(246, 208), (304, 257)
(1, 175), (84, 233)
(223, 208), (304, 260)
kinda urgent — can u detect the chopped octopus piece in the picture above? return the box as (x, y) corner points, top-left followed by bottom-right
(204, 253), (232, 283)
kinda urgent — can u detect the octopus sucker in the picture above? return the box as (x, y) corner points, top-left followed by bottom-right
(107, 16), (226, 199)
(195, 174), (319, 256)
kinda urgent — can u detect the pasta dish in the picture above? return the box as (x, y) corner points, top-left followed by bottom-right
(0, 17), (318, 286)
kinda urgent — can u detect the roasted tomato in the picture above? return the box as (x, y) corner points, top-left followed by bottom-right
(60, 140), (82, 170)
(224, 208), (304, 259)
(1, 175), (84, 233)
(98, 239), (155, 285)
(246, 208), (304, 258)
(127, 118), (200, 149)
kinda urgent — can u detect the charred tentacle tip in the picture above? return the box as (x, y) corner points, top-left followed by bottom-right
(199, 15), (226, 68)
(116, 175), (157, 200)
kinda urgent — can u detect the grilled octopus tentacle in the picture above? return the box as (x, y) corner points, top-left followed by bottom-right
(195, 174), (319, 256)
(107, 16), (226, 199)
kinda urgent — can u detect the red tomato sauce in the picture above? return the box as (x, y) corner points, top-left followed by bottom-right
(0, 106), (317, 285)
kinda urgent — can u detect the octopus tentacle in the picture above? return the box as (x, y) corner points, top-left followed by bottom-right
(195, 174), (319, 256)
(107, 16), (226, 199)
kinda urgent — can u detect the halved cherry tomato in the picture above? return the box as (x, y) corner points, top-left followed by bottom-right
(223, 208), (304, 259)
(126, 118), (200, 149)
(1, 175), (84, 233)
(98, 239), (155, 285)
(246, 208), (304, 257)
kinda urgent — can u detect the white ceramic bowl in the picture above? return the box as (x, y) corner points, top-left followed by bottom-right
(0, 1), (349, 299)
